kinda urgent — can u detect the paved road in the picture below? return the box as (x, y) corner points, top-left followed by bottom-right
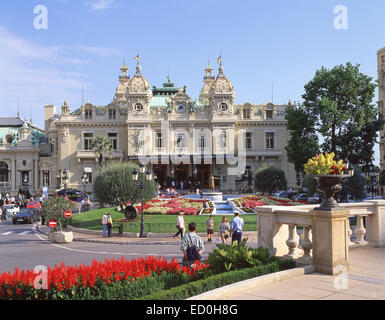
(0, 220), (216, 273)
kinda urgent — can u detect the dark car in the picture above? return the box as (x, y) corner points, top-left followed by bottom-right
(57, 188), (84, 199)
(12, 208), (41, 224)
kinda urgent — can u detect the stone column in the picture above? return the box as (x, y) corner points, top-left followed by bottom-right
(11, 158), (16, 193)
(34, 159), (39, 192)
(310, 209), (350, 275)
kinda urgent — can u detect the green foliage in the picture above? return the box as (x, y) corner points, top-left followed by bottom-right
(347, 165), (366, 200)
(139, 260), (295, 300)
(41, 197), (75, 231)
(254, 165), (287, 195)
(303, 174), (317, 196)
(285, 104), (319, 173)
(206, 240), (279, 274)
(90, 136), (113, 168)
(300, 62), (382, 168)
(93, 162), (156, 208)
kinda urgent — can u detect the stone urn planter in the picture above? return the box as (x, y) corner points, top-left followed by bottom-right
(313, 174), (350, 211)
(48, 231), (73, 243)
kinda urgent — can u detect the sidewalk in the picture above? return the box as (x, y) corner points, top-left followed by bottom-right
(37, 224), (258, 246)
(214, 247), (385, 300)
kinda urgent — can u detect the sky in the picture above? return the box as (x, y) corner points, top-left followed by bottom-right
(0, 0), (384, 163)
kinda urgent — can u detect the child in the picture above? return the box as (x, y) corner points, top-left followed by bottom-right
(206, 215), (214, 242)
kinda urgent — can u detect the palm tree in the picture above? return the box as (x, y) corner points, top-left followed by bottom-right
(90, 136), (113, 168)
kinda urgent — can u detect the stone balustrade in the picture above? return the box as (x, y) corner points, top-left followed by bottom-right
(256, 200), (385, 275)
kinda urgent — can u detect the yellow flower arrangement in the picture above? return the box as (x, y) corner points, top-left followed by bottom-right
(304, 152), (347, 175)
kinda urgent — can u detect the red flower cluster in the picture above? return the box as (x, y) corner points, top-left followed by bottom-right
(330, 165), (347, 175)
(0, 256), (209, 299)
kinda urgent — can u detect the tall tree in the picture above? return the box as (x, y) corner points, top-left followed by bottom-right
(254, 165), (287, 195)
(91, 136), (113, 168)
(300, 62), (383, 166)
(285, 103), (319, 173)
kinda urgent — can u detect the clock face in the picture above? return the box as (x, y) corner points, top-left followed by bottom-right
(219, 103), (228, 112)
(177, 103), (186, 113)
(134, 103), (143, 112)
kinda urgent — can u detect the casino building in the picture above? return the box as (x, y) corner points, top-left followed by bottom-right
(2, 60), (297, 194)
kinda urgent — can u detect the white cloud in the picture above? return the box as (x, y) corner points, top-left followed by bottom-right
(0, 26), (121, 127)
(84, 0), (117, 12)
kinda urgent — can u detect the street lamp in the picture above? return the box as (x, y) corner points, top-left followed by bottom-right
(368, 165), (379, 199)
(342, 158), (354, 203)
(132, 164), (152, 238)
(62, 169), (69, 197)
(81, 171), (89, 195)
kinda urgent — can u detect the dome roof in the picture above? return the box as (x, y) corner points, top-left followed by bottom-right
(209, 62), (234, 93)
(129, 74), (150, 93)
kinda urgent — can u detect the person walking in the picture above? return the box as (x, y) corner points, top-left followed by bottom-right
(180, 222), (204, 264)
(230, 212), (244, 244)
(102, 212), (109, 238)
(206, 215), (214, 242)
(173, 211), (186, 239)
(106, 212), (113, 237)
(218, 216), (230, 245)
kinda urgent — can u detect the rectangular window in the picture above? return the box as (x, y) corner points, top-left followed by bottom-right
(245, 132), (252, 149)
(84, 133), (94, 150)
(155, 132), (163, 149)
(86, 172), (92, 184)
(176, 133), (186, 148)
(108, 132), (118, 150)
(243, 108), (250, 119)
(84, 109), (92, 120)
(43, 171), (50, 187)
(266, 132), (275, 149)
(108, 109), (116, 120)
(266, 110), (273, 119)
(21, 171), (29, 186)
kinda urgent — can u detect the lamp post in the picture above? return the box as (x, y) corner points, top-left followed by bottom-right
(342, 158), (355, 203)
(62, 169), (69, 197)
(368, 165), (379, 199)
(132, 164), (152, 238)
(81, 171), (89, 195)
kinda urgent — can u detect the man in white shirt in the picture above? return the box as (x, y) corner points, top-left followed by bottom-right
(102, 212), (109, 238)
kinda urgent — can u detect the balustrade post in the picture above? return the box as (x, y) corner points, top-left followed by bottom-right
(285, 224), (299, 259)
(301, 226), (313, 261)
(353, 215), (368, 246)
(310, 209), (350, 275)
(365, 200), (385, 247)
(347, 217), (354, 247)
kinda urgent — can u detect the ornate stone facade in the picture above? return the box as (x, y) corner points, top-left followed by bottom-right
(41, 60), (296, 193)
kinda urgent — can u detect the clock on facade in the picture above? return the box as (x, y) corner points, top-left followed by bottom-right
(134, 103), (143, 112)
(219, 103), (228, 112)
(177, 103), (186, 113)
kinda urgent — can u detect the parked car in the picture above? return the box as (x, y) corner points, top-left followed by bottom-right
(57, 188), (84, 200)
(307, 193), (320, 204)
(272, 191), (289, 198)
(292, 193), (308, 202)
(2, 204), (20, 218)
(12, 208), (41, 224)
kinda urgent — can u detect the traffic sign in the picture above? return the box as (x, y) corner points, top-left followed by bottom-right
(64, 211), (72, 218)
(48, 220), (57, 228)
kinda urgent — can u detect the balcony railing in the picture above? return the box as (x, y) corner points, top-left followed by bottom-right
(256, 200), (385, 273)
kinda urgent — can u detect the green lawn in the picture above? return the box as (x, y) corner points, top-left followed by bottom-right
(70, 208), (257, 234)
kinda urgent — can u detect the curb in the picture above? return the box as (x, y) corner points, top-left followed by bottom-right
(37, 225), (258, 246)
(187, 265), (315, 300)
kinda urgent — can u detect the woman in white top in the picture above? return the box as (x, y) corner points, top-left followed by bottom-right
(173, 211), (186, 239)
(218, 216), (230, 245)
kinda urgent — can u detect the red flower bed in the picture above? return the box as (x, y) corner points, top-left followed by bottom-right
(0, 256), (209, 300)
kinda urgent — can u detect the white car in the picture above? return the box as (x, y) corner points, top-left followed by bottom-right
(2, 204), (20, 219)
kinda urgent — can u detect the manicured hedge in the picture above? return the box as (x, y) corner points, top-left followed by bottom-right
(138, 259), (295, 300)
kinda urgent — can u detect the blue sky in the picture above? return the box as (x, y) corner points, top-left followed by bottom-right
(0, 0), (384, 162)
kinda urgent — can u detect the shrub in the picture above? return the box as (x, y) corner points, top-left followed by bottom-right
(205, 240), (284, 274)
(139, 262), (283, 300)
